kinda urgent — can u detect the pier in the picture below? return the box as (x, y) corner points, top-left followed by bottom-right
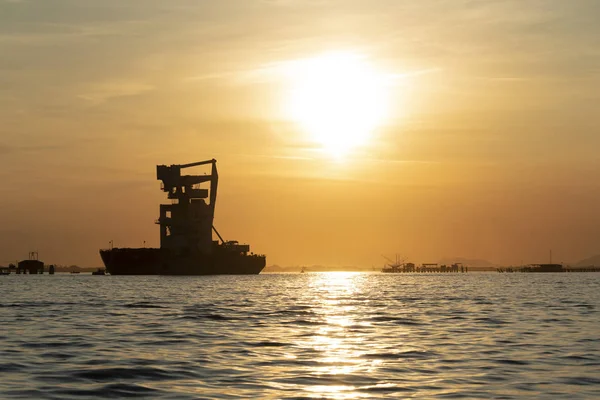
(497, 264), (600, 273)
(382, 262), (468, 274)
(1, 252), (56, 275)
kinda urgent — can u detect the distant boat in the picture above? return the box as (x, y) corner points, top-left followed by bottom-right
(0, 267), (10, 275)
(91, 268), (106, 275)
(300, 267), (305, 273)
(514, 264), (564, 273)
(70, 271), (80, 274)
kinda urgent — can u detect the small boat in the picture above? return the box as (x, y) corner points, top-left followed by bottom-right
(91, 268), (106, 275)
(70, 271), (80, 274)
(0, 268), (10, 275)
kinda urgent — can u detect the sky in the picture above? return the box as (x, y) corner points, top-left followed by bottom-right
(1, 0), (600, 267)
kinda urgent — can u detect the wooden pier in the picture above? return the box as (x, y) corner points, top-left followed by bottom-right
(382, 262), (468, 274)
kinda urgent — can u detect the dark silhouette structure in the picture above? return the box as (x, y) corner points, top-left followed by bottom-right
(519, 264), (564, 273)
(498, 263), (600, 273)
(16, 252), (44, 274)
(382, 257), (467, 274)
(99, 159), (266, 275)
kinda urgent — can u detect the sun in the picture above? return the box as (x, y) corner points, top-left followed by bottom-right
(285, 52), (390, 157)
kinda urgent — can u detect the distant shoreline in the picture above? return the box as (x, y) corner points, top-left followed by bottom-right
(263, 266), (499, 273)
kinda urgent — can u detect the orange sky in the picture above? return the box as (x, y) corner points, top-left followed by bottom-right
(1, 1), (599, 267)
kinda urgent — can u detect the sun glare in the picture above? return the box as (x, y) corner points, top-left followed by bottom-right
(285, 52), (391, 158)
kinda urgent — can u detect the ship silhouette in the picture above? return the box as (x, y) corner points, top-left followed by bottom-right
(99, 159), (266, 275)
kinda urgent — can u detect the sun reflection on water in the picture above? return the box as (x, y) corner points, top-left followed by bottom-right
(299, 272), (386, 398)
(3, 273), (596, 398)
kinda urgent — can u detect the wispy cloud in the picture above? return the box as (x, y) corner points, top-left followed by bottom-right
(184, 54), (440, 89)
(0, 143), (67, 155)
(473, 76), (531, 82)
(0, 20), (149, 45)
(183, 71), (242, 83)
(77, 82), (154, 105)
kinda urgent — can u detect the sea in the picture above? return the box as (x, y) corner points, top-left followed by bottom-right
(1, 272), (599, 399)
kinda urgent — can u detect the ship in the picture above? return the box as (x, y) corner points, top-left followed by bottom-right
(514, 264), (564, 273)
(99, 159), (266, 275)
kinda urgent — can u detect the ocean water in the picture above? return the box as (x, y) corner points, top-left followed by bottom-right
(1, 272), (599, 399)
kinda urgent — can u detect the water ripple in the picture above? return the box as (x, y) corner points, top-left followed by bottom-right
(1, 273), (599, 399)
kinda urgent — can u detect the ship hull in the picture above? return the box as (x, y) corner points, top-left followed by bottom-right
(100, 248), (266, 275)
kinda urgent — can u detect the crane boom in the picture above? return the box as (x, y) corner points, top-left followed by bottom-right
(180, 159), (217, 169)
(212, 226), (225, 244)
(382, 255), (396, 265)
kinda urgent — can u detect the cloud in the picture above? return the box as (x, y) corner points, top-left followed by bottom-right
(473, 76), (531, 82)
(0, 143), (67, 157)
(183, 53), (440, 91)
(0, 18), (149, 46)
(183, 71), (241, 83)
(77, 82), (154, 105)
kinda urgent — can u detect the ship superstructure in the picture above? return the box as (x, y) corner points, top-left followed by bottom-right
(156, 159), (218, 255)
(100, 159), (265, 275)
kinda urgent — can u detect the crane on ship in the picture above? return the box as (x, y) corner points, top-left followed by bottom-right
(157, 158), (219, 213)
(155, 159), (247, 252)
(99, 157), (265, 275)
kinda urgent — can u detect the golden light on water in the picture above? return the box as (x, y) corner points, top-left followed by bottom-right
(284, 52), (391, 158)
(301, 272), (377, 398)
